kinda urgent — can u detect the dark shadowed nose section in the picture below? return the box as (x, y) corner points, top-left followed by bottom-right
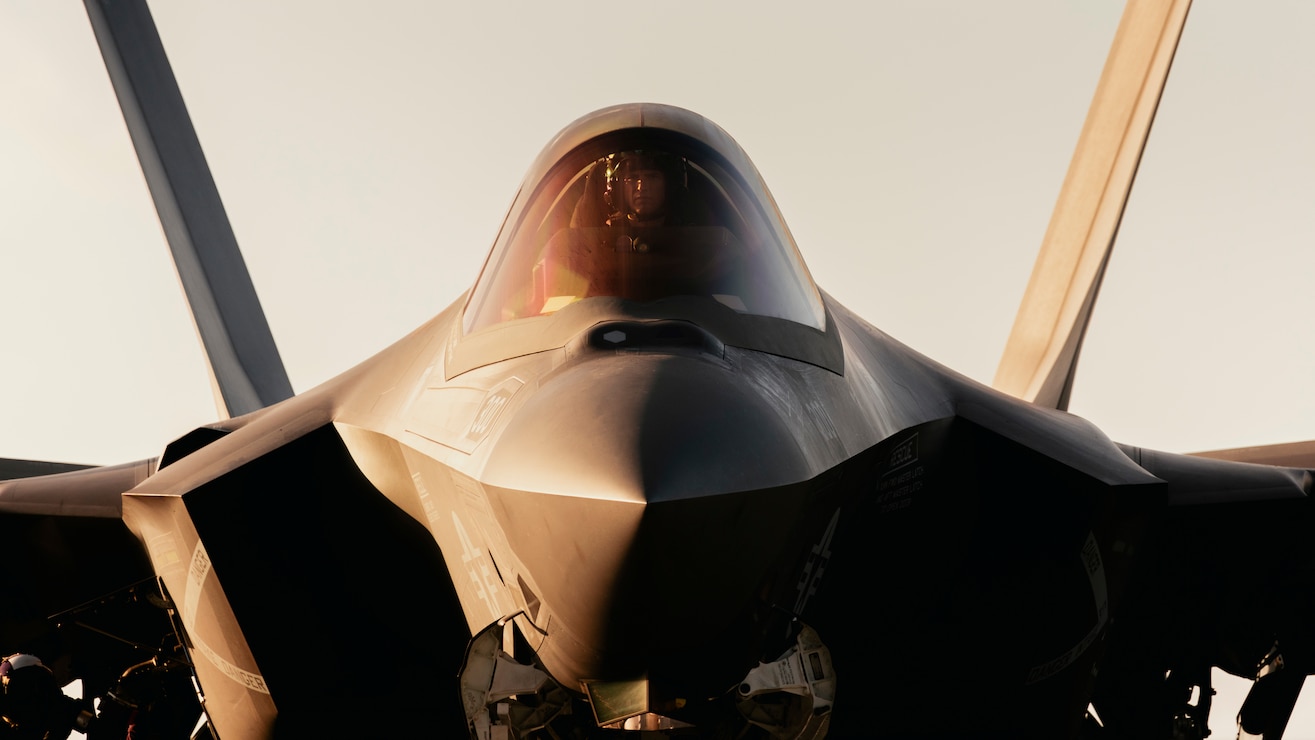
(478, 347), (837, 703)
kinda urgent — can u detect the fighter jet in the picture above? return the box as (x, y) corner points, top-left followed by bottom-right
(4, 0), (1315, 738)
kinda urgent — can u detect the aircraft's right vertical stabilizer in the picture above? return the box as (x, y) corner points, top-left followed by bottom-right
(993, 0), (1192, 410)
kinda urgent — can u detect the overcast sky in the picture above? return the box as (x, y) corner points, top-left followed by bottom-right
(4, 1), (1315, 734)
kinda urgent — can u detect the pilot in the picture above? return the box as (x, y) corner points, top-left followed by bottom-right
(570, 150), (710, 229)
(611, 152), (670, 227)
(0, 653), (86, 739)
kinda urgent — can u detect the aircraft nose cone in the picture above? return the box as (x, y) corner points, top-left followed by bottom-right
(480, 351), (827, 692)
(482, 351), (812, 503)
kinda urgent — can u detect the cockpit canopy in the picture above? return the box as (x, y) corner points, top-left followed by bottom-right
(463, 106), (826, 334)
(451, 105), (840, 378)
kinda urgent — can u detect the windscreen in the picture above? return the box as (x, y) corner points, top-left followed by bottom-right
(464, 131), (824, 334)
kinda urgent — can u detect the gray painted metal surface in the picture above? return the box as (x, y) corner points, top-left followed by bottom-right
(994, 0), (1193, 410)
(83, 0), (293, 418)
(4, 2), (1315, 738)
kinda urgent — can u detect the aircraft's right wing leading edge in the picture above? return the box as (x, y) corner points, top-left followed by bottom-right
(1190, 439), (1315, 469)
(993, 0), (1192, 410)
(83, 0), (293, 419)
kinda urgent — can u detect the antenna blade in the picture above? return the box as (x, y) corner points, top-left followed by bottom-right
(83, 0), (294, 418)
(992, 0), (1192, 409)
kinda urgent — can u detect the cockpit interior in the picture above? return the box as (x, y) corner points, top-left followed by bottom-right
(464, 130), (825, 335)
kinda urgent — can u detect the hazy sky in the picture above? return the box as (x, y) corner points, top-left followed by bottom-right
(4, 1), (1315, 734)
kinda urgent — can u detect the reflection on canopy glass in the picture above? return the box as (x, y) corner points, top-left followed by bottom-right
(464, 131), (824, 333)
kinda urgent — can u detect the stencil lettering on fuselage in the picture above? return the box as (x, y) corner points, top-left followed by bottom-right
(466, 377), (525, 444)
(888, 432), (919, 472)
(453, 511), (509, 622)
(1025, 531), (1108, 684)
(145, 532), (182, 571)
(180, 541), (270, 694)
(794, 508), (841, 616)
(412, 471), (443, 532)
(875, 432), (924, 513)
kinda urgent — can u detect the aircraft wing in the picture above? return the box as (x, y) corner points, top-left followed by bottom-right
(993, 0), (1192, 409)
(0, 0), (295, 715)
(1090, 444), (1315, 736)
(1120, 444), (1312, 505)
(1, 390), (469, 737)
(0, 461), (158, 694)
(0, 458), (151, 517)
(1189, 439), (1315, 468)
(0, 458), (92, 479)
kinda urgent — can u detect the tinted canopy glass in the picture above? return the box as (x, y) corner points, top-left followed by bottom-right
(464, 127), (825, 334)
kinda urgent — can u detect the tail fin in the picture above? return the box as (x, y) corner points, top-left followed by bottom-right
(993, 0), (1192, 409)
(83, 0), (293, 418)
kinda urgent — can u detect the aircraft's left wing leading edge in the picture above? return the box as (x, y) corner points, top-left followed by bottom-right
(83, 0), (294, 419)
(993, 0), (1192, 410)
(0, 461), (157, 659)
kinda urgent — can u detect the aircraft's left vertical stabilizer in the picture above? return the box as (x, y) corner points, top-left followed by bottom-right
(83, 0), (294, 418)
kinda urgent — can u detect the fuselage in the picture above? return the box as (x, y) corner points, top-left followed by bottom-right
(123, 103), (1167, 738)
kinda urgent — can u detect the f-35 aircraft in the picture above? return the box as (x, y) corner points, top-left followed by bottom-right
(5, 0), (1315, 738)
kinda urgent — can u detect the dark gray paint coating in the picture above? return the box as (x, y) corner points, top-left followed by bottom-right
(3, 9), (1315, 733)
(3, 98), (1311, 738)
(83, 0), (293, 417)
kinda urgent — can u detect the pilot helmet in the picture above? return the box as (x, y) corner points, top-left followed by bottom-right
(609, 150), (683, 183)
(605, 150), (685, 216)
(0, 654), (61, 727)
(0, 654), (50, 688)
